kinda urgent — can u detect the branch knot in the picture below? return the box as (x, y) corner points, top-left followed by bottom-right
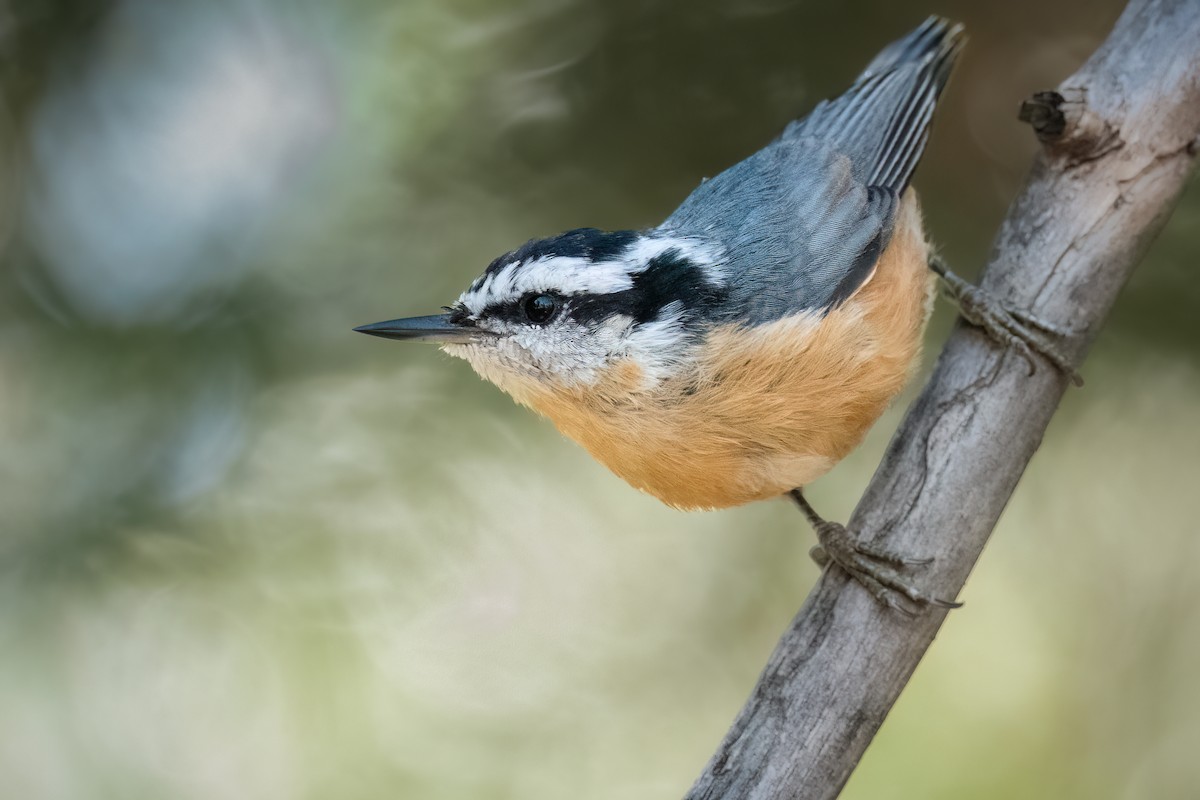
(1019, 86), (1123, 166)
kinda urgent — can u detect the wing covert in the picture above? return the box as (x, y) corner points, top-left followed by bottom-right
(657, 17), (961, 325)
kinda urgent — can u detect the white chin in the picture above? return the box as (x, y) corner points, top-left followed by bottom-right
(438, 342), (470, 360)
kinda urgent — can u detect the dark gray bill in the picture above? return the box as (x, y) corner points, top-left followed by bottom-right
(353, 314), (483, 343)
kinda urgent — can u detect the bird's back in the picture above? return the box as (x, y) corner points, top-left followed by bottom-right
(661, 17), (964, 324)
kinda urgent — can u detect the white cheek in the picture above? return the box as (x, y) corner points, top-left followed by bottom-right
(623, 305), (691, 383)
(443, 318), (632, 392)
(511, 321), (623, 383)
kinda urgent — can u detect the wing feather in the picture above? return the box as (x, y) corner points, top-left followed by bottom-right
(660, 17), (963, 322)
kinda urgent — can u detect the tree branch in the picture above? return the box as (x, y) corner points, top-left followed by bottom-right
(684, 2), (1200, 798)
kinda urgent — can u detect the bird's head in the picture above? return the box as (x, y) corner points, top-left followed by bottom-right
(356, 228), (728, 403)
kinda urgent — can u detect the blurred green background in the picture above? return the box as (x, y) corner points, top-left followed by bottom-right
(2, 0), (1198, 798)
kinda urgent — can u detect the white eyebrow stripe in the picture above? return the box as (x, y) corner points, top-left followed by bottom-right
(459, 256), (633, 313)
(457, 235), (727, 314)
(516, 256), (634, 295)
(624, 236), (726, 278)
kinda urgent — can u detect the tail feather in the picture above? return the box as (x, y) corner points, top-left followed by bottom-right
(785, 16), (964, 193)
(858, 16), (955, 82)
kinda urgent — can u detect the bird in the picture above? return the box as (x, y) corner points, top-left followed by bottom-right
(355, 17), (1077, 613)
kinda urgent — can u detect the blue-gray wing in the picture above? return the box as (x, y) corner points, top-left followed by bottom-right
(659, 16), (963, 324)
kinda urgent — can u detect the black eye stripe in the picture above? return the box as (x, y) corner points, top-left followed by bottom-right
(479, 293), (564, 324)
(475, 251), (727, 326)
(569, 253), (728, 325)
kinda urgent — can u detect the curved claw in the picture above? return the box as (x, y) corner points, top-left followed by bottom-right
(932, 258), (1084, 387)
(1005, 305), (1078, 337)
(853, 540), (935, 568)
(791, 489), (961, 614)
(812, 520), (961, 614)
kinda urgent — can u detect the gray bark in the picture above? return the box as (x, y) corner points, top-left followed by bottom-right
(684, 1), (1200, 798)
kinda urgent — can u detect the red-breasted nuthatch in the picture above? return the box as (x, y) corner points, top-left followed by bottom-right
(356, 18), (1078, 612)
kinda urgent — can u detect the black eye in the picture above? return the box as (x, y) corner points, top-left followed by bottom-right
(523, 293), (559, 324)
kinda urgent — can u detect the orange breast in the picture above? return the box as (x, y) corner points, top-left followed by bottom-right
(528, 191), (936, 510)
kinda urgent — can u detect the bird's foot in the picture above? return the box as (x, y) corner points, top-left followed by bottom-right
(790, 490), (961, 617)
(930, 256), (1084, 387)
(808, 522), (961, 617)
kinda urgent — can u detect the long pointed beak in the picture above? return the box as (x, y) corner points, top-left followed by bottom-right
(353, 313), (485, 343)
